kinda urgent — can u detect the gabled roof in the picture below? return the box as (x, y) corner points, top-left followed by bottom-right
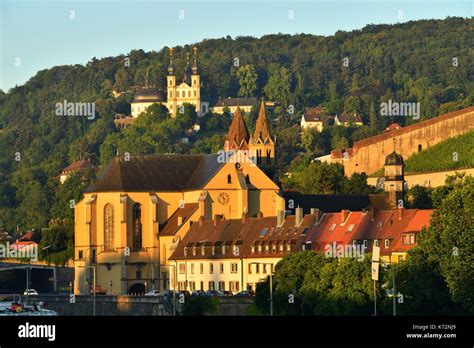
(169, 214), (312, 260)
(304, 208), (433, 256)
(160, 203), (199, 236)
(213, 97), (258, 108)
(61, 160), (94, 175)
(85, 154), (224, 193)
(336, 113), (363, 124)
(224, 107), (250, 150)
(302, 107), (325, 122)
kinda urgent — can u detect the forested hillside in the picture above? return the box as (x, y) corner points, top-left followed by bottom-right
(0, 17), (472, 233)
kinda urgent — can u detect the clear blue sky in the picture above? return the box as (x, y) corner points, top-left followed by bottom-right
(0, 0), (471, 91)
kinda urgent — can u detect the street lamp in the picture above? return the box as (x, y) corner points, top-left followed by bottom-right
(78, 265), (96, 316)
(161, 264), (177, 316)
(250, 262), (274, 316)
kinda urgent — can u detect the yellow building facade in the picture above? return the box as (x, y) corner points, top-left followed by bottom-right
(74, 149), (284, 295)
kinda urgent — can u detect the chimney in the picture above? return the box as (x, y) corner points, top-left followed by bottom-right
(369, 207), (377, 221)
(177, 215), (183, 226)
(398, 207), (406, 220)
(277, 210), (285, 227)
(340, 210), (350, 224)
(295, 207), (303, 226)
(213, 215), (221, 226)
(311, 208), (323, 224)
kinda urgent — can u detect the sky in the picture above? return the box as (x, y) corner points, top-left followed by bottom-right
(0, 0), (471, 91)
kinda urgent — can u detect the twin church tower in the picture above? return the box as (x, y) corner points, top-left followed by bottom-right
(224, 101), (276, 168)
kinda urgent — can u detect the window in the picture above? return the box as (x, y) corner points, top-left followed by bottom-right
(191, 263), (195, 274)
(179, 263), (186, 274)
(229, 281), (240, 292)
(104, 204), (114, 250)
(259, 228), (268, 237)
(201, 246), (205, 256)
(402, 234), (415, 245)
(200, 281), (204, 291)
(219, 281), (225, 291)
(220, 263), (224, 274)
(248, 264), (252, 274)
(193, 79), (196, 86)
(329, 223), (336, 231)
(346, 224), (355, 233)
(272, 245), (276, 253)
(286, 244), (291, 252)
(258, 245), (262, 252)
(279, 245), (283, 252)
(194, 90), (197, 97)
(136, 271), (141, 279)
(418, 144), (422, 153)
(78, 250), (83, 259)
(265, 245), (269, 252)
(385, 239), (390, 248)
(91, 249), (96, 263)
(170, 91), (173, 98)
(227, 174), (232, 184)
(231, 263), (238, 273)
(263, 264), (267, 274)
(200, 263), (204, 274)
(374, 240), (380, 247)
(256, 264), (260, 274)
(251, 246), (255, 253)
(189, 281), (195, 291)
(222, 245), (226, 254)
(209, 281), (215, 291)
(188, 91), (191, 97)
(132, 203), (142, 250)
(209, 263), (214, 274)
(192, 247), (196, 256)
(182, 91), (185, 98)
(363, 240), (368, 248)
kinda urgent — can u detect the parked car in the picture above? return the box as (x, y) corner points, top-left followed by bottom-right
(223, 291), (234, 297)
(144, 290), (161, 296)
(203, 290), (218, 297)
(234, 290), (254, 298)
(24, 289), (39, 296)
(191, 290), (205, 296)
(90, 285), (107, 295)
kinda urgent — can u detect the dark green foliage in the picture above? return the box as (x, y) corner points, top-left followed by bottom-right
(254, 252), (382, 315)
(182, 296), (219, 316)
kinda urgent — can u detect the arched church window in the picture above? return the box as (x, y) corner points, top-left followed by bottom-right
(104, 204), (114, 251)
(132, 203), (142, 250)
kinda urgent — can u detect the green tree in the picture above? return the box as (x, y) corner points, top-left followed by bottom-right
(418, 174), (474, 312)
(237, 64), (258, 97)
(264, 64), (291, 105)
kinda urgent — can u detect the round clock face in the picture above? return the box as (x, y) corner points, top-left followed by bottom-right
(217, 192), (230, 205)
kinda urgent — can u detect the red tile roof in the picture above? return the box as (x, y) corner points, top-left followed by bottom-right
(160, 203), (199, 236)
(305, 208), (432, 256)
(61, 159), (94, 175)
(303, 107), (325, 122)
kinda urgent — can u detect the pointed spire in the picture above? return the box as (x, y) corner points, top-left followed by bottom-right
(224, 106), (249, 151)
(253, 98), (273, 143)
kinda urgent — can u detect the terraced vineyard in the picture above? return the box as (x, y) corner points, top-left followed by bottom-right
(404, 131), (474, 174)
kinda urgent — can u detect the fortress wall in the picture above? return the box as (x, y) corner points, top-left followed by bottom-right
(339, 107), (474, 176)
(367, 168), (474, 189)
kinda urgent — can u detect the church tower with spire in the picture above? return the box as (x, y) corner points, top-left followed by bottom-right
(249, 99), (276, 166)
(165, 47), (208, 117)
(223, 106), (249, 152)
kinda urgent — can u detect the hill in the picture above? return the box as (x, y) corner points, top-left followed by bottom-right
(0, 17), (473, 231)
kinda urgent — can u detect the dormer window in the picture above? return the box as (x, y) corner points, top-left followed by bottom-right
(201, 246), (205, 255)
(212, 246), (215, 255)
(222, 245), (226, 254)
(192, 246), (196, 256)
(251, 246), (255, 253)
